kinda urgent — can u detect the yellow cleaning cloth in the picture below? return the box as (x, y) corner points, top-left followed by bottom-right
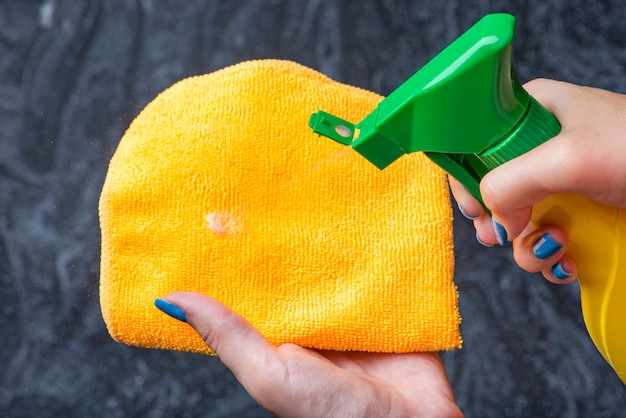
(99, 59), (461, 354)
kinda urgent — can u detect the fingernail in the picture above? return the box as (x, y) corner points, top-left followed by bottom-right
(476, 231), (494, 247)
(155, 298), (187, 322)
(492, 218), (509, 246)
(532, 233), (562, 260)
(459, 205), (480, 221)
(552, 263), (571, 280)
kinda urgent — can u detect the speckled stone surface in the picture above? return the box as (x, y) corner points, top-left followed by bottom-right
(1, 1), (625, 416)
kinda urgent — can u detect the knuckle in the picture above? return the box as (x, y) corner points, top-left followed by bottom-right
(523, 78), (550, 93)
(198, 308), (239, 354)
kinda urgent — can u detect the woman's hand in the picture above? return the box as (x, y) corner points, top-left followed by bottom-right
(156, 292), (463, 418)
(450, 79), (626, 283)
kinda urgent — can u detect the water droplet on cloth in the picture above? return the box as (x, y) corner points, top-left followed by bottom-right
(205, 212), (239, 236)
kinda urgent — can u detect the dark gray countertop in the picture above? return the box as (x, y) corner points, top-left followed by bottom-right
(1, 1), (625, 416)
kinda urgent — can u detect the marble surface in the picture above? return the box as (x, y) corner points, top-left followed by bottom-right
(1, 1), (625, 416)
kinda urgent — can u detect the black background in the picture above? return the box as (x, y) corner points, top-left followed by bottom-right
(2, 1), (626, 416)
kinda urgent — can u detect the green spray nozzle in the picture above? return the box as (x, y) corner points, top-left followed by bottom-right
(309, 13), (560, 207)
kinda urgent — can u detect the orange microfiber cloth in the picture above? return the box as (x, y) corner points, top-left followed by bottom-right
(99, 59), (461, 354)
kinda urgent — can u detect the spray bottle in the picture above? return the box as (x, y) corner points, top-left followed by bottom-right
(309, 13), (625, 384)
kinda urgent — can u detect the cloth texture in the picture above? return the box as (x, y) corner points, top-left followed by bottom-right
(99, 59), (461, 354)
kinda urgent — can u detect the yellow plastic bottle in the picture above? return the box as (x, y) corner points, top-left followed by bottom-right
(533, 195), (625, 383)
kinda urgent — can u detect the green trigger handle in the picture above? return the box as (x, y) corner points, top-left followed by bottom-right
(309, 13), (626, 385)
(308, 13), (560, 207)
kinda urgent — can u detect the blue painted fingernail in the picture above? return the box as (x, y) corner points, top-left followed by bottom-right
(155, 298), (187, 322)
(476, 231), (494, 247)
(532, 233), (562, 260)
(459, 205), (480, 221)
(552, 263), (571, 280)
(492, 218), (508, 246)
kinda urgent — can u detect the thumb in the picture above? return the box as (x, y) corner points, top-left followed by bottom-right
(480, 135), (569, 241)
(155, 292), (277, 388)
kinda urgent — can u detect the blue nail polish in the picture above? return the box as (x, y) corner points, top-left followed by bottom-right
(492, 218), (508, 246)
(552, 263), (571, 280)
(459, 205), (480, 221)
(155, 298), (187, 322)
(532, 233), (562, 260)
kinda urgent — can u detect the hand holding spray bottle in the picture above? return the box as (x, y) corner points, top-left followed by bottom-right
(309, 13), (626, 383)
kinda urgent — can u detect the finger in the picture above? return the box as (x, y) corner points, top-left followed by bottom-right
(448, 175), (485, 220)
(448, 175), (496, 247)
(512, 224), (568, 273)
(480, 144), (555, 242)
(159, 292), (278, 387)
(474, 212), (498, 247)
(542, 255), (578, 285)
(157, 293), (362, 417)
